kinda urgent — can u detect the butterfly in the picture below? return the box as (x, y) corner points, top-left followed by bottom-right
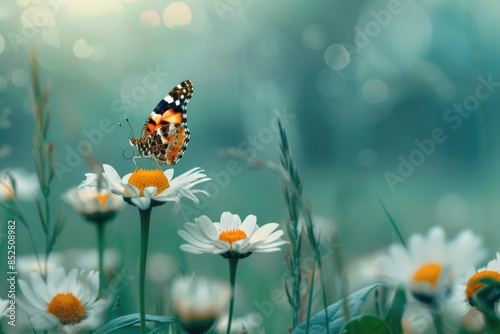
(130, 80), (193, 166)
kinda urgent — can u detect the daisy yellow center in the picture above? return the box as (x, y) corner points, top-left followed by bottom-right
(47, 293), (85, 325)
(219, 229), (247, 245)
(126, 169), (170, 196)
(466, 270), (500, 300)
(95, 193), (108, 207)
(412, 263), (442, 287)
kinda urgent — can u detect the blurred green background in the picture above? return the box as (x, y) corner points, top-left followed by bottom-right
(2, 0), (500, 331)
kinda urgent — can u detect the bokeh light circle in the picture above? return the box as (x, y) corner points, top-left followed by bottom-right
(302, 24), (327, 50)
(0, 3), (10, 19)
(139, 10), (160, 27)
(163, 2), (192, 28)
(362, 79), (388, 104)
(11, 69), (29, 87)
(42, 27), (61, 47)
(16, 0), (29, 7)
(73, 38), (94, 59)
(21, 6), (55, 28)
(324, 44), (351, 70)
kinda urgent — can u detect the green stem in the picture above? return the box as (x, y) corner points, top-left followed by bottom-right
(430, 307), (444, 334)
(96, 222), (106, 289)
(139, 207), (152, 334)
(226, 257), (239, 334)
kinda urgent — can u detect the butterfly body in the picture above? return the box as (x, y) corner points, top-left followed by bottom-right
(130, 80), (193, 166)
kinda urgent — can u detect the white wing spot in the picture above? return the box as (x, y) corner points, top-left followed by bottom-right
(165, 96), (174, 103)
(175, 100), (180, 106)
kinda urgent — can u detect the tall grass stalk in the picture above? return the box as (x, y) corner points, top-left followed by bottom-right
(30, 50), (64, 278)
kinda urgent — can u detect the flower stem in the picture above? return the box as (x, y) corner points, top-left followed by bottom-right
(139, 207), (152, 334)
(430, 307), (444, 334)
(226, 257), (239, 334)
(96, 222), (106, 289)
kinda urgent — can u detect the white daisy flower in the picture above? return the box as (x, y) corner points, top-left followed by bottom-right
(17, 253), (63, 278)
(63, 186), (125, 223)
(171, 275), (231, 334)
(178, 212), (288, 258)
(0, 168), (39, 201)
(445, 253), (500, 331)
(147, 253), (177, 284)
(80, 164), (210, 212)
(378, 226), (485, 304)
(18, 267), (110, 333)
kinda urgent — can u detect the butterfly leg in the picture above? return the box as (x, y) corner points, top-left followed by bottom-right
(132, 156), (140, 168)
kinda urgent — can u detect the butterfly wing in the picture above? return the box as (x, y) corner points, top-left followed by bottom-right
(147, 124), (190, 165)
(140, 80), (193, 165)
(141, 80), (193, 138)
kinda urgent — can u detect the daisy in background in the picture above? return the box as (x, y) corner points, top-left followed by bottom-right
(0, 168), (39, 201)
(18, 266), (110, 333)
(80, 164), (210, 212)
(63, 184), (124, 289)
(378, 226), (485, 332)
(63, 186), (125, 223)
(179, 212), (288, 334)
(445, 252), (500, 332)
(170, 275), (231, 334)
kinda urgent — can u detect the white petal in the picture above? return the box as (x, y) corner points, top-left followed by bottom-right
(102, 165), (123, 192)
(220, 212), (233, 231)
(240, 215), (257, 236)
(131, 197), (151, 210)
(180, 244), (204, 254)
(196, 216), (219, 240)
(143, 186), (158, 198)
(249, 223), (279, 243)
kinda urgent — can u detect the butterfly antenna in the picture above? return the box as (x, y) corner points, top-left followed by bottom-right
(118, 117), (136, 139)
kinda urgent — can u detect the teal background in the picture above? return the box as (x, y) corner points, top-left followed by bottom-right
(1, 0), (500, 332)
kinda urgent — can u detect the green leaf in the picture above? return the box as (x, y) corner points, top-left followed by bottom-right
(93, 314), (177, 334)
(384, 288), (406, 333)
(292, 284), (387, 334)
(342, 315), (392, 334)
